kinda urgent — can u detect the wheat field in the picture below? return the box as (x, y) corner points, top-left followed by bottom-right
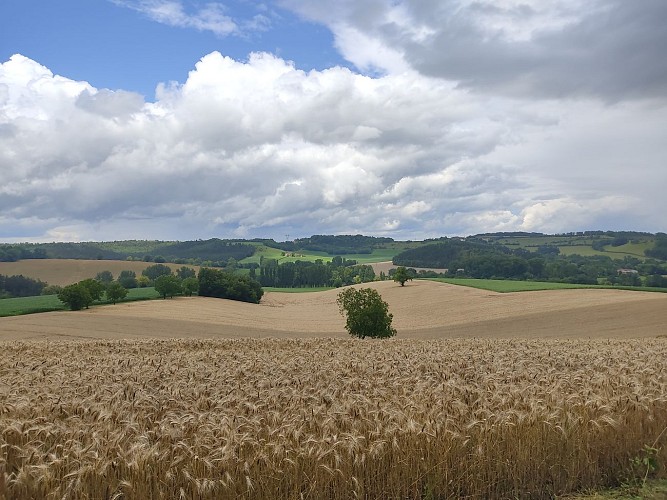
(1, 338), (666, 499)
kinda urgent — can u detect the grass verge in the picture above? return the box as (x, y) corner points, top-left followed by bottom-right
(560, 479), (667, 499)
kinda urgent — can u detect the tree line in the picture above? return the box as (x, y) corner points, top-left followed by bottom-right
(393, 239), (667, 287)
(256, 258), (376, 288)
(0, 274), (47, 298)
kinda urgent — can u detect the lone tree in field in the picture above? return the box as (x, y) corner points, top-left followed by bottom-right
(337, 287), (396, 339)
(393, 266), (412, 287)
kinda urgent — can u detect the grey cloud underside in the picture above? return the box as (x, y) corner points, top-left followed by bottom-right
(284, 0), (667, 101)
(418, 1), (667, 99)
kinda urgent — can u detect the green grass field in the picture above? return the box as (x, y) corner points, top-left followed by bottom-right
(429, 278), (666, 293)
(241, 242), (419, 266)
(0, 287), (160, 317)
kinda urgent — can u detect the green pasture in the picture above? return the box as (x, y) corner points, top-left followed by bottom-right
(241, 244), (407, 265)
(0, 287), (160, 318)
(602, 240), (653, 259)
(428, 278), (666, 293)
(239, 245), (330, 265)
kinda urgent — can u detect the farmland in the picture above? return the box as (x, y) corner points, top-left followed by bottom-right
(1, 280), (667, 497)
(1, 338), (666, 498)
(0, 259), (198, 287)
(0, 287), (161, 317)
(428, 278), (667, 293)
(2, 280), (666, 341)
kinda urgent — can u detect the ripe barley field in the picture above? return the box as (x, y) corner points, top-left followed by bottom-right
(1, 338), (666, 499)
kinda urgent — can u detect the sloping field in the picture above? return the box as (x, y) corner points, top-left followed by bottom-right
(1, 280), (665, 341)
(370, 260), (448, 275)
(0, 259), (198, 286)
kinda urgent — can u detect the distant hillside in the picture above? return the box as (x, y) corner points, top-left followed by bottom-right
(254, 235), (394, 255)
(478, 231), (659, 261)
(392, 236), (667, 286)
(2, 232), (664, 268)
(3, 239), (256, 265)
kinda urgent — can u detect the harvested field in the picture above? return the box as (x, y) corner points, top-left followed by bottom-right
(370, 260), (448, 275)
(0, 259), (198, 287)
(1, 280), (666, 341)
(0, 338), (666, 499)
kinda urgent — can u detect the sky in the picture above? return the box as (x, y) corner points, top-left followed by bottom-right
(1, 0), (666, 242)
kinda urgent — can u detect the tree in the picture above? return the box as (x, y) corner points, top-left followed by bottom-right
(182, 276), (199, 296)
(41, 284), (63, 296)
(336, 287), (396, 339)
(176, 266), (196, 280)
(136, 275), (150, 288)
(118, 270), (138, 289)
(198, 268), (263, 303)
(142, 263), (173, 282)
(106, 282), (128, 304)
(79, 278), (105, 302)
(95, 270), (114, 284)
(58, 284), (93, 311)
(155, 275), (182, 298)
(393, 266), (412, 286)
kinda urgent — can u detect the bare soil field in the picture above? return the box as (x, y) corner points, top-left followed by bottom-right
(0, 259), (198, 286)
(1, 280), (665, 341)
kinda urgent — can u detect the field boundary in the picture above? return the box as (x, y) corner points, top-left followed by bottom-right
(428, 278), (667, 293)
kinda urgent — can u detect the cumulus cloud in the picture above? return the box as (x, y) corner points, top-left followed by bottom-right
(281, 0), (667, 101)
(0, 51), (665, 242)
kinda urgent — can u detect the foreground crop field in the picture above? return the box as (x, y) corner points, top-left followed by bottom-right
(1, 339), (666, 499)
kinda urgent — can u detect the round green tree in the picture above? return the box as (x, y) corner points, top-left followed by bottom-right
(58, 284), (93, 311)
(182, 276), (199, 297)
(106, 282), (128, 304)
(155, 274), (182, 299)
(336, 287), (396, 339)
(393, 266), (412, 286)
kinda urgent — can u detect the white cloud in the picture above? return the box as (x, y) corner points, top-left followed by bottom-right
(0, 52), (665, 242)
(112, 0), (240, 37)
